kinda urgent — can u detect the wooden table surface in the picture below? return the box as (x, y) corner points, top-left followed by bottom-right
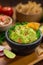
(0, 51), (43, 65)
(0, 52), (37, 65)
(0, 42), (43, 65)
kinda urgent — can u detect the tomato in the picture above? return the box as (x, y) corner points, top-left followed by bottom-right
(0, 5), (2, 13)
(2, 7), (13, 17)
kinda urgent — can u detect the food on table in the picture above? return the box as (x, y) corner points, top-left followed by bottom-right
(0, 5), (13, 17)
(16, 1), (42, 15)
(40, 25), (43, 35)
(16, 1), (42, 22)
(8, 23), (40, 44)
(4, 49), (16, 59)
(0, 46), (4, 56)
(26, 22), (40, 30)
(0, 15), (12, 26)
(2, 7), (13, 17)
(0, 15), (12, 31)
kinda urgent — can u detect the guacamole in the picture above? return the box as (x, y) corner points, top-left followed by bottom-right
(8, 24), (40, 44)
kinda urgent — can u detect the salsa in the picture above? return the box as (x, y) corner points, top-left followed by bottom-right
(0, 15), (11, 26)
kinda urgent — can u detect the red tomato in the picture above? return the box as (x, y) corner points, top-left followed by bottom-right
(2, 7), (13, 17)
(0, 5), (2, 13)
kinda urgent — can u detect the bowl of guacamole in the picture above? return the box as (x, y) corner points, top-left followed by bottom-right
(5, 23), (42, 55)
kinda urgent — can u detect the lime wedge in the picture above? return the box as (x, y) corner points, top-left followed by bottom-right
(4, 49), (16, 59)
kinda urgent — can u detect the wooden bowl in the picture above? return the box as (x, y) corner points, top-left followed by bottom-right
(16, 2), (43, 22)
(16, 9), (42, 22)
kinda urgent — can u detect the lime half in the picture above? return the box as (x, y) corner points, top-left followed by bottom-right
(4, 49), (16, 59)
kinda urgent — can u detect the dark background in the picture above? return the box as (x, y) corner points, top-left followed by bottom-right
(0, 0), (43, 6)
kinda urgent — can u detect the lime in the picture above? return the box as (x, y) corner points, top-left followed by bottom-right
(4, 49), (16, 59)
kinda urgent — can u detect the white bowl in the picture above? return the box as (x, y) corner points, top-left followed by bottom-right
(0, 16), (12, 31)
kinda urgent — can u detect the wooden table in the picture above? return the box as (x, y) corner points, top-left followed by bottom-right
(0, 51), (43, 65)
(0, 42), (43, 65)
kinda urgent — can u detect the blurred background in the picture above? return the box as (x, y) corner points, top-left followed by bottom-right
(0, 0), (43, 6)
